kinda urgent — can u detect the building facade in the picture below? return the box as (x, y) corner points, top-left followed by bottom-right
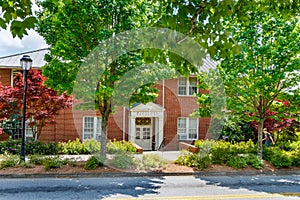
(0, 49), (214, 150)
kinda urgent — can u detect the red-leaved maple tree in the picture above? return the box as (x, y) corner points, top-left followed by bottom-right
(0, 69), (73, 140)
(249, 100), (299, 141)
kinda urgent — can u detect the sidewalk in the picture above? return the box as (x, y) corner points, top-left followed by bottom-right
(134, 151), (181, 161)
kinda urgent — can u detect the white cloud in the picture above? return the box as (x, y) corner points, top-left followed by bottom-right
(0, 29), (48, 57)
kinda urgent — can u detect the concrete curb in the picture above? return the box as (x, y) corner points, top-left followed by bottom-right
(1, 170), (300, 179)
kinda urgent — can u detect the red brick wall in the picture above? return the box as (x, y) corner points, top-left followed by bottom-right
(41, 108), (124, 142)
(155, 79), (210, 150)
(0, 69), (210, 149)
(0, 69), (11, 86)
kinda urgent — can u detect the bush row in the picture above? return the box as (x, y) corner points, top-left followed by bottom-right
(176, 140), (300, 169)
(0, 138), (137, 155)
(0, 152), (167, 171)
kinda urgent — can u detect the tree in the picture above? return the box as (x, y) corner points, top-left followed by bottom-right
(0, 69), (73, 140)
(36, 0), (300, 158)
(0, 0), (37, 37)
(36, 0), (168, 156)
(217, 13), (300, 159)
(158, 0), (300, 58)
(249, 99), (300, 142)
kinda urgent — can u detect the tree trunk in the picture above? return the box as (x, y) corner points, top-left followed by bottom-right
(257, 119), (264, 160)
(100, 116), (108, 157)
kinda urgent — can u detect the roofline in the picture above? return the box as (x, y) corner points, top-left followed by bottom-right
(0, 48), (50, 60)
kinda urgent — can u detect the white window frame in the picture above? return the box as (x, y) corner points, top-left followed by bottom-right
(178, 76), (198, 96)
(11, 69), (21, 86)
(83, 116), (102, 141)
(25, 123), (34, 141)
(177, 117), (198, 140)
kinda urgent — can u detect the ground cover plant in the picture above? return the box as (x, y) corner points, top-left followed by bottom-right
(176, 139), (300, 170)
(0, 138), (167, 172)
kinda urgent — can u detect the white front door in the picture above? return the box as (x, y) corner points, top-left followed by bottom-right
(135, 125), (152, 150)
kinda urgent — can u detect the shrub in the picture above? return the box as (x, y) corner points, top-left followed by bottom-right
(196, 154), (212, 170)
(262, 147), (274, 161)
(28, 154), (45, 165)
(25, 140), (61, 155)
(291, 152), (300, 167)
(85, 156), (105, 170)
(226, 156), (247, 168)
(83, 139), (100, 153)
(269, 150), (292, 168)
(194, 140), (215, 152)
(60, 138), (88, 155)
(107, 139), (137, 154)
(234, 140), (257, 154)
(245, 154), (263, 169)
(0, 152), (20, 169)
(110, 151), (136, 169)
(0, 139), (21, 155)
(175, 150), (211, 170)
(137, 154), (167, 171)
(42, 156), (62, 171)
(211, 142), (231, 164)
(175, 151), (195, 166)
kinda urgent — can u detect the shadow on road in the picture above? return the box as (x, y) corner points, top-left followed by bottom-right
(195, 175), (300, 196)
(0, 176), (165, 199)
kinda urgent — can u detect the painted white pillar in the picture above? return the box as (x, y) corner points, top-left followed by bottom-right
(129, 117), (136, 142)
(158, 116), (164, 150)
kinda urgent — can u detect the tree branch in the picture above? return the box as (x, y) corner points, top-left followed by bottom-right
(177, 0), (207, 44)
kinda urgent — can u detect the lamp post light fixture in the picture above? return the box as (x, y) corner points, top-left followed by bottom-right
(20, 55), (32, 161)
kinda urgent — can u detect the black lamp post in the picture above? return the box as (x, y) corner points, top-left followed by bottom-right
(20, 55), (32, 161)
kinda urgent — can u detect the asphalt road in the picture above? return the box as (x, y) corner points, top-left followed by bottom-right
(0, 175), (299, 199)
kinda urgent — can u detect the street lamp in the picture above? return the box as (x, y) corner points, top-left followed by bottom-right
(20, 55), (32, 161)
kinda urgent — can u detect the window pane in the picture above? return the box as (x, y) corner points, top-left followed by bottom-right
(96, 118), (102, 134)
(178, 118), (186, 128)
(188, 118), (198, 140)
(189, 77), (197, 95)
(84, 117), (94, 140)
(189, 118), (197, 128)
(177, 118), (187, 140)
(178, 77), (187, 95)
(136, 127), (141, 139)
(178, 77), (187, 86)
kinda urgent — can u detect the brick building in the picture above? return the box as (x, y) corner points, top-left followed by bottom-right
(0, 49), (215, 150)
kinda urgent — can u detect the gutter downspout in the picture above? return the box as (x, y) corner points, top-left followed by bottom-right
(122, 107), (125, 141)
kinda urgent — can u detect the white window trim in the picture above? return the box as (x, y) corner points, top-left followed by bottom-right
(83, 116), (102, 141)
(178, 76), (198, 96)
(177, 117), (199, 140)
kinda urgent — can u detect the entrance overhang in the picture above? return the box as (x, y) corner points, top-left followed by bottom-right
(128, 102), (165, 150)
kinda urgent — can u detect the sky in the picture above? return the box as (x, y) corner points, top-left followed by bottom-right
(0, 1), (48, 58)
(0, 29), (48, 57)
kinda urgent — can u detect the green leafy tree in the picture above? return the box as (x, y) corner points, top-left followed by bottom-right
(0, 0), (37, 37)
(218, 13), (300, 159)
(158, 0), (300, 58)
(36, 0), (166, 156)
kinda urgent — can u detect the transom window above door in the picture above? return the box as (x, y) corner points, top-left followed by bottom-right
(135, 117), (151, 126)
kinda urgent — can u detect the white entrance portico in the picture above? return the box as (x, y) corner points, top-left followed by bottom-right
(128, 102), (165, 150)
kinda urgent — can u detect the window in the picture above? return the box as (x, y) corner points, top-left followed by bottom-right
(83, 117), (102, 140)
(11, 69), (21, 86)
(178, 77), (198, 96)
(177, 118), (198, 140)
(25, 124), (34, 141)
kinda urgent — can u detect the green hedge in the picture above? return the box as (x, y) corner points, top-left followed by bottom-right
(0, 138), (137, 155)
(178, 139), (299, 169)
